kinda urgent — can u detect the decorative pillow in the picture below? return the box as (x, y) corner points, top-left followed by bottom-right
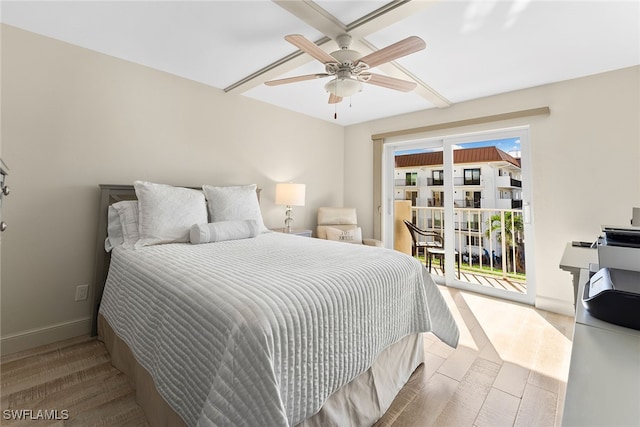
(112, 200), (140, 249)
(190, 220), (259, 244)
(325, 227), (363, 244)
(202, 184), (267, 233)
(134, 181), (208, 247)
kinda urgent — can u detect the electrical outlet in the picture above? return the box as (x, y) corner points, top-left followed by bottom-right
(75, 284), (89, 301)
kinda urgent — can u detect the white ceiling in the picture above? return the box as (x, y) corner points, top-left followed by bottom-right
(2, 1), (639, 126)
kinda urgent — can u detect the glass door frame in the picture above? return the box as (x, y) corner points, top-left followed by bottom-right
(382, 126), (535, 305)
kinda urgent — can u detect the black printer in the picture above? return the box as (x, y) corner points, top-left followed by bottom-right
(583, 226), (640, 330)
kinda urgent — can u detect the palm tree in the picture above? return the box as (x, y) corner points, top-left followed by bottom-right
(484, 211), (524, 273)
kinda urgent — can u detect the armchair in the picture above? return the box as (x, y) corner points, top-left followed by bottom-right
(317, 207), (383, 247)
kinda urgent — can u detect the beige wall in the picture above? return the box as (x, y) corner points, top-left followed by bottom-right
(0, 25), (345, 354)
(344, 65), (640, 315)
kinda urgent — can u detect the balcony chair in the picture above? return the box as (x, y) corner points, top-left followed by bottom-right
(403, 220), (460, 278)
(317, 207), (383, 247)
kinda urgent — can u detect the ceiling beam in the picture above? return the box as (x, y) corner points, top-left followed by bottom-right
(273, 0), (346, 39)
(225, 0), (451, 108)
(224, 0), (345, 94)
(346, 0), (436, 38)
(352, 38), (450, 108)
(223, 35), (332, 94)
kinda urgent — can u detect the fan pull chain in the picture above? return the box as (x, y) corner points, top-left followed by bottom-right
(334, 102), (337, 120)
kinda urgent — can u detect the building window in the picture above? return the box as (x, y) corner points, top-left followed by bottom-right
(463, 168), (481, 185)
(405, 172), (417, 186)
(465, 191), (482, 208)
(432, 170), (443, 185)
(431, 191), (444, 207)
(466, 236), (481, 246)
(406, 190), (417, 206)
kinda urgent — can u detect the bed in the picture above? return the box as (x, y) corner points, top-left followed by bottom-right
(91, 182), (459, 426)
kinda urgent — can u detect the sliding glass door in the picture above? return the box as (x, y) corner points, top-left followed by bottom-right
(383, 127), (535, 304)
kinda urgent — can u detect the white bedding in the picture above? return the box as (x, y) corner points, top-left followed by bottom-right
(99, 232), (459, 426)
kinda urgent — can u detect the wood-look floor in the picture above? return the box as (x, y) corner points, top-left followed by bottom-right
(375, 287), (573, 427)
(1, 287), (574, 426)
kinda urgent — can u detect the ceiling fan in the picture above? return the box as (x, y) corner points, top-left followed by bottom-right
(265, 33), (426, 104)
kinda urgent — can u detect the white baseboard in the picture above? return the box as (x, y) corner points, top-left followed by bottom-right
(1, 317), (91, 356)
(535, 295), (575, 317)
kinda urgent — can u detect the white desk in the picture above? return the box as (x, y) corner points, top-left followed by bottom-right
(562, 269), (640, 426)
(559, 242), (598, 307)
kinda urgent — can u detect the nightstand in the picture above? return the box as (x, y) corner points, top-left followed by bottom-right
(271, 228), (313, 237)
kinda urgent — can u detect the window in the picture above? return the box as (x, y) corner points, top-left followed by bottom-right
(406, 190), (417, 206)
(465, 191), (482, 208)
(432, 170), (444, 186)
(466, 236), (481, 246)
(405, 172), (417, 186)
(464, 168), (481, 185)
(431, 190), (444, 207)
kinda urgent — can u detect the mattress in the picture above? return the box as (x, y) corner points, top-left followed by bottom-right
(99, 232), (459, 426)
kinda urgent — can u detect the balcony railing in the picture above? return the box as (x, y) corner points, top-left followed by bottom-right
(496, 198), (523, 210)
(454, 177), (483, 186)
(496, 175), (522, 188)
(410, 206), (525, 281)
(395, 179), (417, 187)
(427, 178), (444, 186)
(455, 199), (481, 208)
(456, 221), (480, 232)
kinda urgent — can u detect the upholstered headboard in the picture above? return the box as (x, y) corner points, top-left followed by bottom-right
(90, 184), (261, 336)
(91, 185), (142, 335)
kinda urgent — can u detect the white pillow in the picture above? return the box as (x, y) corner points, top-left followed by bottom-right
(202, 184), (267, 233)
(325, 227), (363, 244)
(112, 200), (140, 249)
(134, 181), (208, 247)
(105, 205), (124, 252)
(190, 220), (260, 244)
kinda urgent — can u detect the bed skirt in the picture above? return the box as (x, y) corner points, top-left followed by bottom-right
(98, 314), (424, 426)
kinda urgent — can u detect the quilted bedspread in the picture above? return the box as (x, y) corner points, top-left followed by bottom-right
(99, 232), (459, 426)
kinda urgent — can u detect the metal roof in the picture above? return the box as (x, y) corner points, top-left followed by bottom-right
(395, 146), (521, 169)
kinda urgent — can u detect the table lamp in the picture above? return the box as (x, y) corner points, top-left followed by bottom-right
(275, 183), (306, 233)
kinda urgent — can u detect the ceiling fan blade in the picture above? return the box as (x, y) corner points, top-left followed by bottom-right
(285, 34), (337, 64)
(328, 93), (343, 104)
(264, 73), (329, 86)
(357, 36), (426, 68)
(364, 73), (417, 92)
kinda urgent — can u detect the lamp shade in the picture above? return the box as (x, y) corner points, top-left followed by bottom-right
(275, 183), (306, 206)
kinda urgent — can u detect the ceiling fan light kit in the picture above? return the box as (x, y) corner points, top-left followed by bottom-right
(265, 32), (426, 114)
(324, 77), (363, 98)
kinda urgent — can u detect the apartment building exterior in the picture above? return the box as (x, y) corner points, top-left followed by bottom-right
(395, 146), (522, 209)
(395, 146), (524, 268)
